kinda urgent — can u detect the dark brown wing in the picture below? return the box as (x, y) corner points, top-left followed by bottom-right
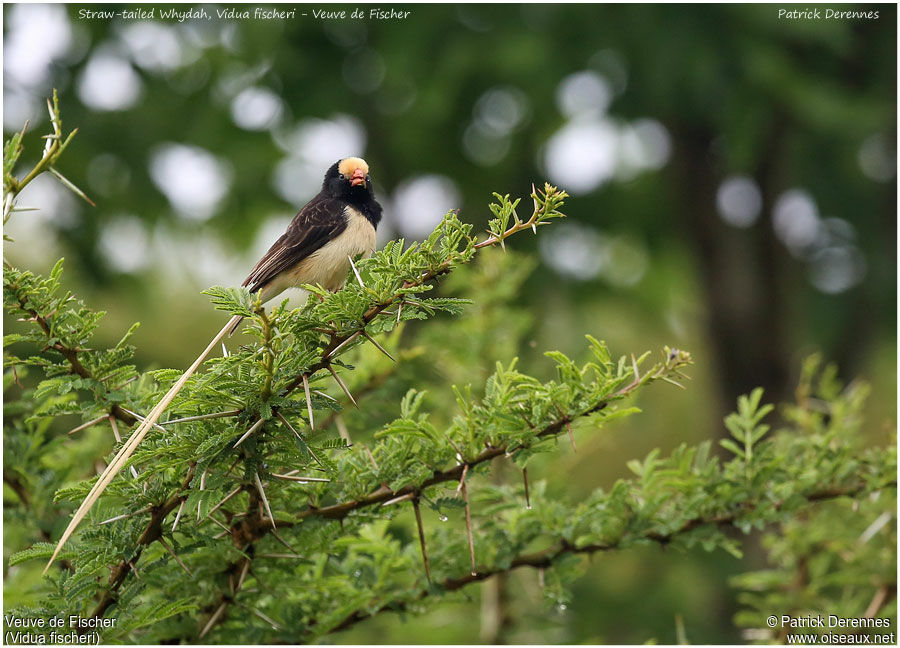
(242, 193), (347, 293)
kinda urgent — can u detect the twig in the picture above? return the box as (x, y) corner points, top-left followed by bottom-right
(274, 187), (569, 410)
(271, 473), (330, 483)
(253, 472), (276, 530)
(553, 405), (576, 453)
(233, 418), (264, 448)
(222, 456), (242, 480)
(323, 480), (889, 638)
(327, 364), (358, 408)
(522, 467), (531, 509)
(6, 284), (138, 432)
(302, 374), (315, 431)
(199, 602), (227, 639)
(71, 186), (577, 622)
(99, 506), (152, 525)
(205, 486), (243, 520)
(278, 395), (619, 525)
(157, 536), (192, 577)
(455, 464), (469, 498)
(67, 414), (108, 436)
(4, 91), (90, 223)
(87, 463), (196, 621)
(412, 496), (431, 583)
(45, 315), (242, 573)
(361, 330), (395, 362)
(335, 415), (353, 446)
(171, 499), (186, 533)
(382, 492), (415, 507)
(461, 481), (476, 575)
(160, 410), (241, 426)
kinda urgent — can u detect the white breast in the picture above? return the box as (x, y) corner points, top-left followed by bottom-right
(282, 206), (376, 293)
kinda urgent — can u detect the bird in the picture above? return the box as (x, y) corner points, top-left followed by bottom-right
(244, 156), (382, 302)
(46, 157), (383, 572)
(227, 156), (382, 333)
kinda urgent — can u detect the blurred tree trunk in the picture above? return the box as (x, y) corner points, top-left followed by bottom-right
(481, 573), (512, 644)
(480, 458), (515, 643)
(672, 122), (793, 416)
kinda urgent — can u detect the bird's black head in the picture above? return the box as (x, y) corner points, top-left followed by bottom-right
(323, 157), (371, 199)
(322, 157), (382, 226)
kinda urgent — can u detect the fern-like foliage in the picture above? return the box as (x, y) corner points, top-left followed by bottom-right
(3, 98), (894, 645)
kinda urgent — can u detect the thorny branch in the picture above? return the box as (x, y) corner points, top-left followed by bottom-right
(36, 185), (566, 578)
(85, 187), (567, 625)
(289, 356), (679, 525)
(6, 278), (137, 428)
(3, 90), (92, 225)
(320, 480), (896, 640)
(190, 352), (687, 637)
(86, 338), (683, 632)
(88, 463), (196, 621)
(279, 185), (564, 400)
(51, 186), (572, 630)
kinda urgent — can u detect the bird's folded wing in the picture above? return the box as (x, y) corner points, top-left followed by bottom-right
(243, 195), (347, 293)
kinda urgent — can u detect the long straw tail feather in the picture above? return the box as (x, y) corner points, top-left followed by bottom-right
(43, 314), (242, 574)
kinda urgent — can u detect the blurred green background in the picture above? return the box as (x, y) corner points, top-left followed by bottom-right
(3, 3), (896, 643)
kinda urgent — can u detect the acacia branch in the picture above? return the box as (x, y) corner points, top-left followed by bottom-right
(313, 365), (397, 435)
(8, 281), (136, 426)
(86, 186), (571, 632)
(180, 193), (572, 636)
(279, 186), (563, 399)
(189, 356), (684, 639)
(3, 474), (77, 572)
(321, 480), (897, 639)
(89, 463), (196, 620)
(195, 486), (266, 639)
(284, 356), (676, 526)
(4, 90), (90, 224)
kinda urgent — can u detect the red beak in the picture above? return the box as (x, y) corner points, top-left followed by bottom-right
(350, 168), (367, 187)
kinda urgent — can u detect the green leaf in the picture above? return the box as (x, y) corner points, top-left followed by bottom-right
(9, 543), (68, 566)
(202, 285), (254, 317)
